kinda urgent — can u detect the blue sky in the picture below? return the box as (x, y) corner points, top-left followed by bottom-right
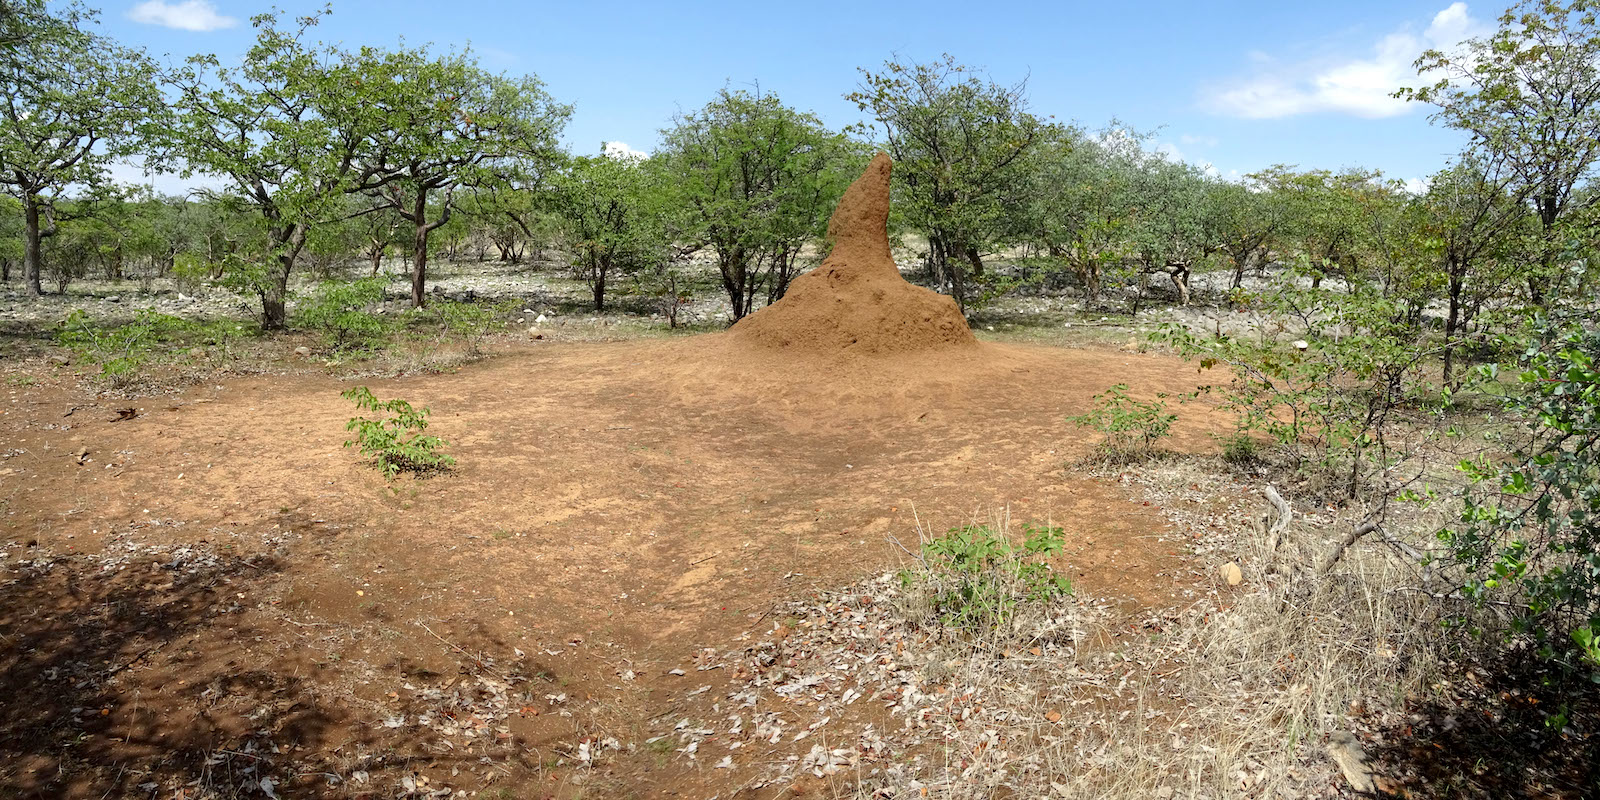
(100, 0), (1492, 193)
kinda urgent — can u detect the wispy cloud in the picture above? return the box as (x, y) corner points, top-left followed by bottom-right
(128, 0), (237, 32)
(1201, 3), (1489, 119)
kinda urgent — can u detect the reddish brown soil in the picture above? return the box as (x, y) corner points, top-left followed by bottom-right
(0, 155), (1231, 797)
(0, 335), (1228, 798)
(729, 153), (974, 356)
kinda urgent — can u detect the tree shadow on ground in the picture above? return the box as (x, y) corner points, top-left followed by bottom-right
(0, 524), (552, 798)
(1365, 651), (1600, 799)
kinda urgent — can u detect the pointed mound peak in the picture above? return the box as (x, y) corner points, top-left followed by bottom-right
(826, 152), (894, 267)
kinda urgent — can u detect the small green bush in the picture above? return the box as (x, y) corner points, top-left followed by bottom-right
(898, 523), (1072, 637)
(433, 299), (504, 355)
(298, 278), (388, 352)
(1068, 383), (1176, 463)
(1220, 432), (1263, 467)
(341, 386), (455, 478)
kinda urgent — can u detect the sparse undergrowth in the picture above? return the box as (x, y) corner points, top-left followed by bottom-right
(341, 386), (455, 478)
(1068, 383), (1176, 465)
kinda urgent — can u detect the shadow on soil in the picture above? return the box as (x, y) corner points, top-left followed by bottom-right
(1367, 652), (1600, 798)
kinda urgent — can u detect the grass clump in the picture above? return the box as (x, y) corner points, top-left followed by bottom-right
(341, 386), (454, 478)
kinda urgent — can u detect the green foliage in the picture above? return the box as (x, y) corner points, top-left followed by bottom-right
(1445, 315), (1600, 671)
(1153, 264), (1436, 498)
(56, 308), (247, 388)
(296, 277), (389, 352)
(1220, 433), (1263, 468)
(1068, 384), (1175, 463)
(658, 87), (861, 321)
(341, 386), (454, 478)
(433, 298), (505, 355)
(0, 0), (163, 295)
(343, 42), (570, 307)
(849, 54), (1048, 311)
(158, 10), (364, 328)
(551, 151), (671, 311)
(1401, 0), (1600, 306)
(898, 523), (1072, 637)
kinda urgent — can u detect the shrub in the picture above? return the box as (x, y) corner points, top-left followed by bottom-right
(53, 308), (246, 388)
(341, 386), (455, 478)
(1152, 263), (1436, 499)
(433, 299), (503, 356)
(1220, 432), (1262, 467)
(1446, 314), (1600, 673)
(1068, 383), (1175, 463)
(897, 523), (1072, 638)
(297, 278), (388, 352)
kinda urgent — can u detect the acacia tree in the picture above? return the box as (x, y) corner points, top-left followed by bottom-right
(551, 151), (669, 311)
(1014, 127), (1135, 301)
(658, 87), (857, 321)
(1401, 0), (1600, 305)
(848, 55), (1046, 310)
(0, 3), (160, 296)
(344, 45), (568, 307)
(159, 11), (362, 329)
(1415, 155), (1529, 385)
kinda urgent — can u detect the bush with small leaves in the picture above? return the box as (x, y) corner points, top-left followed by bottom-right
(898, 523), (1072, 638)
(297, 277), (389, 353)
(341, 386), (454, 478)
(1068, 383), (1176, 463)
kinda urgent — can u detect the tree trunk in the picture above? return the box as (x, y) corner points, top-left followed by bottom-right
(22, 195), (44, 297)
(592, 259), (606, 312)
(963, 243), (984, 278)
(1167, 261), (1191, 305)
(370, 242), (385, 276)
(1442, 266), (1464, 388)
(260, 252), (294, 330)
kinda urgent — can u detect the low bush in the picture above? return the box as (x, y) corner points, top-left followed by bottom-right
(1068, 383), (1175, 463)
(897, 522), (1072, 639)
(297, 278), (389, 352)
(341, 386), (455, 478)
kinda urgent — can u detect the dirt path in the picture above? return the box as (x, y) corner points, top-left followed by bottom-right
(0, 335), (1230, 797)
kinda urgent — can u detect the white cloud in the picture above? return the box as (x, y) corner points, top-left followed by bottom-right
(1404, 176), (1430, 194)
(128, 0), (237, 32)
(601, 141), (649, 160)
(1179, 133), (1220, 147)
(1201, 3), (1489, 119)
(104, 160), (224, 196)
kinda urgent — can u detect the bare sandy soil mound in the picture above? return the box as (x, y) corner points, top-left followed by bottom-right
(727, 153), (975, 356)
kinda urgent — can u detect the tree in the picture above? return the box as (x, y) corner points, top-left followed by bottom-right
(158, 10), (362, 329)
(551, 150), (669, 311)
(1401, 0), (1600, 305)
(0, 3), (161, 296)
(1415, 155), (1529, 385)
(1014, 126), (1136, 302)
(1124, 152), (1220, 308)
(1214, 171), (1288, 289)
(658, 87), (858, 321)
(848, 55), (1047, 310)
(345, 44), (569, 307)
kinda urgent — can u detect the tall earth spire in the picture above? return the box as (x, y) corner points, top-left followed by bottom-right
(728, 153), (975, 356)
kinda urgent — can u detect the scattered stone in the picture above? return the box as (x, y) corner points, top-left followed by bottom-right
(1220, 561), (1243, 586)
(1326, 731), (1376, 795)
(293, 346), (311, 357)
(1293, 339), (1309, 351)
(526, 328), (543, 340)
